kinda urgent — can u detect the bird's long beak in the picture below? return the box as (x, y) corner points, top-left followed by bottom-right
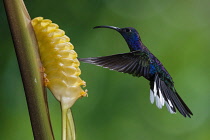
(93, 25), (121, 32)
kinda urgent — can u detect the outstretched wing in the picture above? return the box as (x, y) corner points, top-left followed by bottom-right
(150, 74), (193, 117)
(79, 51), (151, 78)
(79, 51), (193, 117)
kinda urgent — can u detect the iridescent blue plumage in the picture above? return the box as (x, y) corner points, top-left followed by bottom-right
(79, 26), (193, 117)
(119, 27), (143, 51)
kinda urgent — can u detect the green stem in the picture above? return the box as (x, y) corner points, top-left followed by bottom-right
(67, 109), (76, 140)
(3, 0), (54, 139)
(62, 107), (67, 140)
(62, 105), (76, 140)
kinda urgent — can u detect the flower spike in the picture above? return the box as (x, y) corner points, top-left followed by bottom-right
(31, 17), (87, 140)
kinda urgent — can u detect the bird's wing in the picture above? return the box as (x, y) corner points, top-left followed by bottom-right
(79, 51), (150, 78)
(150, 74), (193, 117)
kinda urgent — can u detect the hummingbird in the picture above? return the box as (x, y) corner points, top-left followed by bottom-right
(79, 26), (193, 118)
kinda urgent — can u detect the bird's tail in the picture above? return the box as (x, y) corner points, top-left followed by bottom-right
(149, 74), (193, 118)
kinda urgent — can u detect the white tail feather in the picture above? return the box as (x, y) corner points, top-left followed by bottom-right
(150, 89), (154, 104)
(153, 81), (157, 97)
(150, 77), (175, 114)
(159, 88), (165, 106)
(166, 102), (176, 114)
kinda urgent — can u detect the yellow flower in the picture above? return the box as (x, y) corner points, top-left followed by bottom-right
(31, 17), (87, 109)
(31, 17), (87, 140)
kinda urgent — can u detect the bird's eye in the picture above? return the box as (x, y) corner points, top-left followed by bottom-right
(125, 29), (131, 32)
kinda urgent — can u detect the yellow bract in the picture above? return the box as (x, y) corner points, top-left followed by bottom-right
(31, 17), (87, 109)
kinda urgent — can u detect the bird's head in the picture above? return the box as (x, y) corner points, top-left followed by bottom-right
(118, 27), (140, 41)
(94, 26), (141, 51)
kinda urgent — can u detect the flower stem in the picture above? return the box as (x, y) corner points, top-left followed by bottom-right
(3, 0), (54, 139)
(62, 107), (67, 140)
(67, 109), (76, 140)
(62, 105), (76, 140)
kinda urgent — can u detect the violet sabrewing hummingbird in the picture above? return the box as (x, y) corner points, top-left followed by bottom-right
(79, 26), (193, 118)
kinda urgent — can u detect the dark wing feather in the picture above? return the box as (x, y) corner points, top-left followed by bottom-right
(79, 51), (151, 78)
(79, 51), (193, 117)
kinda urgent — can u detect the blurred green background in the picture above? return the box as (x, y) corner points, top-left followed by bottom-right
(1, 0), (210, 140)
